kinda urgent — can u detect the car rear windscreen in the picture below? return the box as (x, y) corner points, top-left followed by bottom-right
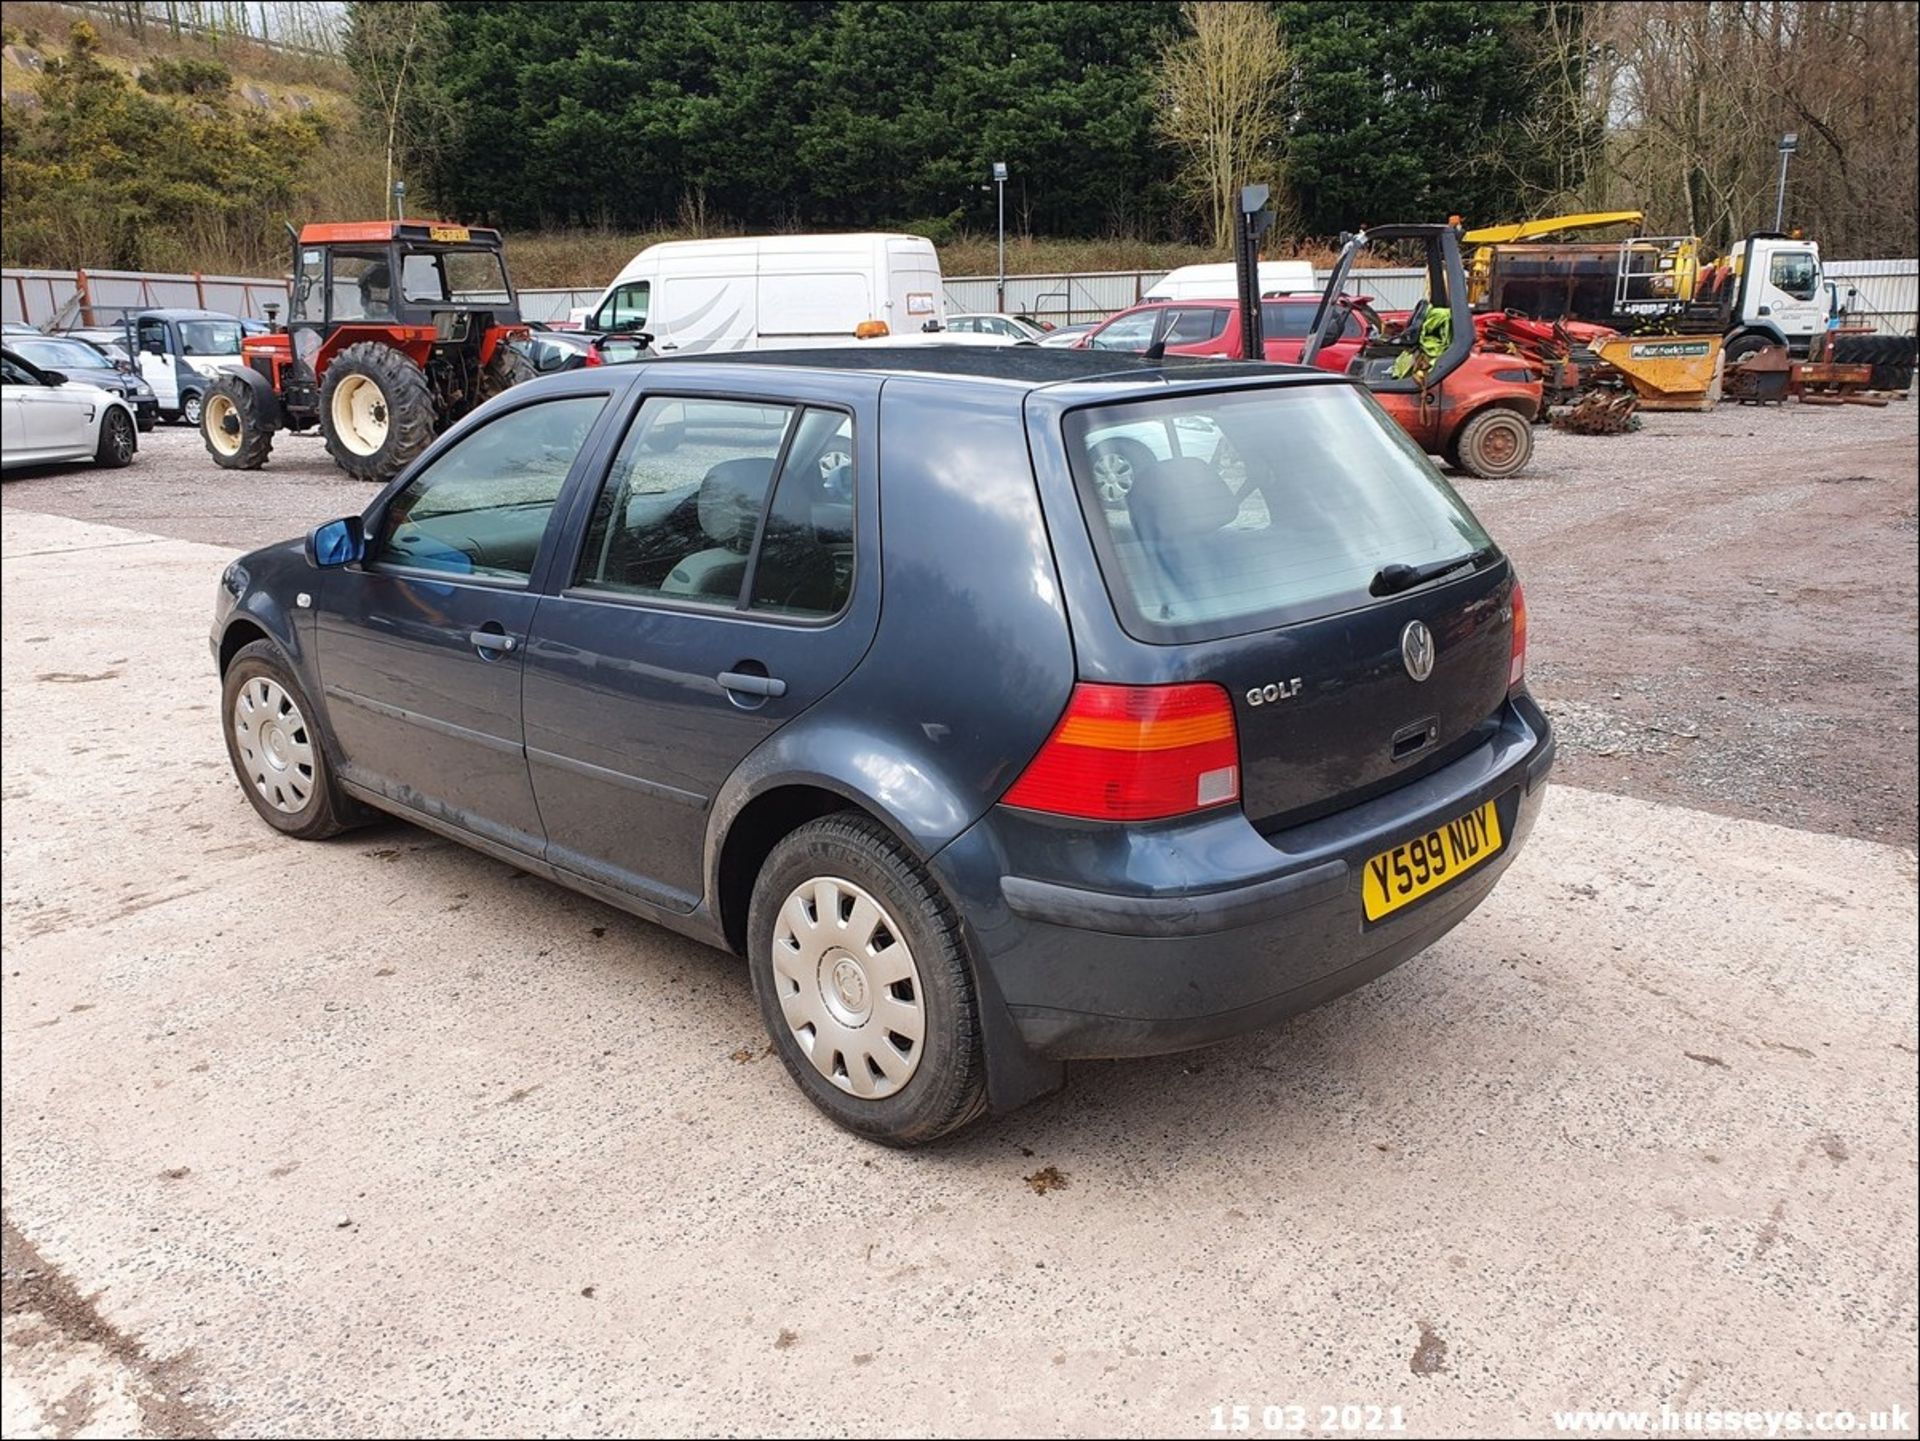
(1063, 383), (1495, 643)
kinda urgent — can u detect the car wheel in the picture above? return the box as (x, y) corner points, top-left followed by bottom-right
(748, 813), (988, 1146)
(94, 407), (136, 468)
(181, 390), (204, 427)
(1088, 436), (1156, 505)
(221, 640), (364, 840)
(1451, 408), (1534, 479)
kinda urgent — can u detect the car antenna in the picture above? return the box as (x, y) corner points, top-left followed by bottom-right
(1142, 310), (1172, 362)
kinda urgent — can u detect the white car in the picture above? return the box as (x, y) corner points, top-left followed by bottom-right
(944, 312), (1048, 340)
(2, 348), (139, 471)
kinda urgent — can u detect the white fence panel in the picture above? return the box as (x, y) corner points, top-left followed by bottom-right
(1827, 260), (1918, 336)
(9, 261), (1914, 335)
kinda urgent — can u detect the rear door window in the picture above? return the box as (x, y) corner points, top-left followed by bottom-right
(573, 399), (856, 619)
(1063, 384), (1493, 642)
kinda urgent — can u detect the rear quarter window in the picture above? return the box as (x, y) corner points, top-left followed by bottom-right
(1064, 383), (1494, 643)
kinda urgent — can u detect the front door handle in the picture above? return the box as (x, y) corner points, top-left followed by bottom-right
(657, 341), (680, 352)
(469, 629), (518, 655)
(718, 670), (786, 698)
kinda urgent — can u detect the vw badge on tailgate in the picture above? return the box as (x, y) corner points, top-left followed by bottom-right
(1401, 621), (1436, 682)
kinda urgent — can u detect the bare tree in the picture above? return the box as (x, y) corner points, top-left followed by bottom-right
(1155, 1), (1292, 250)
(1599, 2), (1917, 256)
(344, 0), (446, 219)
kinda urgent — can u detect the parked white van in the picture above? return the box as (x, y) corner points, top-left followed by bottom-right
(581, 234), (946, 351)
(1144, 260), (1318, 301)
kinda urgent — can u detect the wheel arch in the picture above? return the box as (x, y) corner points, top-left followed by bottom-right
(1726, 323), (1786, 352)
(713, 781), (900, 957)
(217, 616), (274, 676)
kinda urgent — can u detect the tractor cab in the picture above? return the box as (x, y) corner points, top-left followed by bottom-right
(1302, 223), (1543, 479)
(210, 220), (534, 483)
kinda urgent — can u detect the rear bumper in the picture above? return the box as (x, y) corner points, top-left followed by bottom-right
(933, 693), (1554, 1062)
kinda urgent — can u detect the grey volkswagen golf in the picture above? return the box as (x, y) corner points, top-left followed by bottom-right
(211, 348), (1553, 1145)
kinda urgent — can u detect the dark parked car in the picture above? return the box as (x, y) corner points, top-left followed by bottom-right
(211, 349), (1552, 1144)
(5, 334), (160, 430)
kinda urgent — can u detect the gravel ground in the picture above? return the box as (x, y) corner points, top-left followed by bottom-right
(6, 397), (1915, 846)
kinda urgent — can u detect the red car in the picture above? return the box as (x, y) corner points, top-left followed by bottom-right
(1075, 295), (1372, 372)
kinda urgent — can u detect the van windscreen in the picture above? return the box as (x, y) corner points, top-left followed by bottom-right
(1063, 384), (1495, 643)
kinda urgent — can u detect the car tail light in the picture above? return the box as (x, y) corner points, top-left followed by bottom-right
(1002, 683), (1240, 822)
(1509, 582), (1528, 689)
(583, 346), (604, 366)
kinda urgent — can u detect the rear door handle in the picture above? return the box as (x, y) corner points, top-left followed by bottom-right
(718, 670), (786, 698)
(469, 629), (518, 654)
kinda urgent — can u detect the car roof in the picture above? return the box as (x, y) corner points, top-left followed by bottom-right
(628, 346), (1334, 395)
(134, 308), (239, 321)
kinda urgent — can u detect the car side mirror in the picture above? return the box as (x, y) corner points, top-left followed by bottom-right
(142, 337), (166, 355)
(41, 369), (69, 386)
(307, 516), (365, 568)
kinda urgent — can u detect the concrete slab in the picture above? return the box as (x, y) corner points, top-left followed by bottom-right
(3, 509), (1915, 1437)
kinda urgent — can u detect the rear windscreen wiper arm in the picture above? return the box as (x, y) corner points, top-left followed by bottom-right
(1370, 545), (1495, 597)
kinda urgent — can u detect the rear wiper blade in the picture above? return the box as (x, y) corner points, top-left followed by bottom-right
(1370, 545), (1495, 597)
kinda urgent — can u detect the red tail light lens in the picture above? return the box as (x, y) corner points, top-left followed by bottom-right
(583, 346), (604, 366)
(1509, 581), (1528, 689)
(1002, 683), (1241, 822)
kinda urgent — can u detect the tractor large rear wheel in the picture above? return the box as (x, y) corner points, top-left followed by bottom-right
(320, 343), (437, 483)
(202, 375), (276, 470)
(476, 340), (536, 407)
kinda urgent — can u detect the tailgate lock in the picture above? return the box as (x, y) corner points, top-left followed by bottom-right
(1392, 718), (1440, 762)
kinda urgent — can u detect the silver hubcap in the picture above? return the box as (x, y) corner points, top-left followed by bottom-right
(1092, 450), (1134, 502)
(772, 876), (925, 1099)
(232, 676), (316, 814)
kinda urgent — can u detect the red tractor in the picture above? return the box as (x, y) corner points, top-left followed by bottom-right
(1302, 223), (1544, 479)
(202, 220), (533, 482)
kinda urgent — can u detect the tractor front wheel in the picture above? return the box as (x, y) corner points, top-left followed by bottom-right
(202, 376), (277, 470)
(320, 343), (437, 483)
(1451, 408), (1534, 480)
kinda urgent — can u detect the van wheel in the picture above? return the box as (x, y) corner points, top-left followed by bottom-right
(1452, 408), (1533, 479)
(748, 813), (988, 1146)
(180, 390), (205, 427)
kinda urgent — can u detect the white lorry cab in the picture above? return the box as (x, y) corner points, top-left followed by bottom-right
(580, 234), (946, 352)
(1145, 260), (1319, 301)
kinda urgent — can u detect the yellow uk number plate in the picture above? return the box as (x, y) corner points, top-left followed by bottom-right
(428, 225), (471, 243)
(1361, 800), (1503, 922)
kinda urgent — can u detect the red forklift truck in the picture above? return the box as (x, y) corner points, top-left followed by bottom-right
(1300, 224), (1543, 479)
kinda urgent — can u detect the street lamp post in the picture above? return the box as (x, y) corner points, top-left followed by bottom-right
(1773, 132), (1798, 233)
(393, 179), (408, 224)
(992, 162), (1009, 314)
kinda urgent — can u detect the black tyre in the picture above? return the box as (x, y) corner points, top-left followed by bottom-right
(748, 813), (988, 1147)
(1452, 407), (1533, 479)
(320, 342), (437, 483)
(202, 375), (276, 470)
(1723, 332), (1774, 364)
(1829, 333), (1915, 392)
(220, 640), (367, 840)
(179, 389), (205, 427)
(476, 339), (537, 404)
(94, 406), (136, 468)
